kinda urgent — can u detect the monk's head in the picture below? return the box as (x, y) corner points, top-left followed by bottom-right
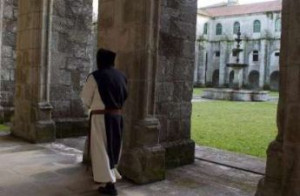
(96, 48), (116, 69)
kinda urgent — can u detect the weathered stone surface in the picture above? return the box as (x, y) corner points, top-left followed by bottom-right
(0, 0), (18, 122)
(0, 135), (261, 196)
(156, 0), (197, 168)
(256, 0), (300, 195)
(48, 0), (93, 137)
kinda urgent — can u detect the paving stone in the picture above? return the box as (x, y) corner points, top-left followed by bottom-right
(0, 136), (260, 196)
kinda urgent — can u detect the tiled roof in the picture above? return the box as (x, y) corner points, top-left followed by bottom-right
(200, 1), (282, 17)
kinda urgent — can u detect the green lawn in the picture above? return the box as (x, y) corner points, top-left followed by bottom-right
(192, 101), (277, 158)
(0, 124), (9, 132)
(193, 88), (205, 96)
(269, 91), (279, 97)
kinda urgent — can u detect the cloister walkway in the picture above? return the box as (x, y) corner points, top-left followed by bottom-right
(0, 134), (262, 196)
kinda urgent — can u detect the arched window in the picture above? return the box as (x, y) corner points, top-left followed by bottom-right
(275, 19), (281, 32)
(253, 20), (261, 33)
(216, 23), (222, 35)
(204, 23), (208, 34)
(233, 22), (240, 34)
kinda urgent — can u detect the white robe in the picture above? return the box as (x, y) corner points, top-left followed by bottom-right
(80, 75), (122, 183)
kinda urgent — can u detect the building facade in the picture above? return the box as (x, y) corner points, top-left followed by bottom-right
(194, 0), (282, 90)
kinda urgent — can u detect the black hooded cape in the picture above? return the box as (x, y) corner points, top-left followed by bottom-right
(92, 67), (128, 169)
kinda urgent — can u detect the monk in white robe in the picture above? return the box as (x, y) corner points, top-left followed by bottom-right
(80, 49), (128, 195)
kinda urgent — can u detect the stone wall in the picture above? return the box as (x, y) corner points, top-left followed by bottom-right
(12, 0), (94, 142)
(197, 38), (280, 89)
(195, 10), (281, 89)
(0, 0), (18, 122)
(49, 0), (93, 137)
(157, 0), (197, 168)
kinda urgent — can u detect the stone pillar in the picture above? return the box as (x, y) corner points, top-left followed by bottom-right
(98, 0), (197, 183)
(11, 0), (55, 143)
(0, 0), (3, 122)
(157, 0), (196, 169)
(194, 42), (199, 84)
(256, 0), (300, 195)
(259, 39), (266, 88)
(0, 0), (18, 122)
(264, 41), (271, 87)
(197, 44), (207, 86)
(98, 0), (165, 184)
(219, 41), (227, 87)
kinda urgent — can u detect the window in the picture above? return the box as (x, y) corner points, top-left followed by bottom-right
(253, 51), (259, 61)
(216, 23), (222, 35)
(253, 20), (261, 33)
(204, 23), (208, 34)
(215, 51), (220, 57)
(275, 19), (281, 32)
(275, 52), (280, 57)
(233, 22), (240, 34)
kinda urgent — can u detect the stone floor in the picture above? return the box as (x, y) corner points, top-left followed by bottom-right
(0, 134), (262, 196)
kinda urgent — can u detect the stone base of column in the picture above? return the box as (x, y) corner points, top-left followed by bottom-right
(34, 120), (56, 143)
(163, 139), (195, 169)
(119, 117), (165, 184)
(119, 145), (166, 184)
(12, 102), (56, 143)
(255, 140), (283, 196)
(11, 119), (56, 143)
(54, 118), (89, 138)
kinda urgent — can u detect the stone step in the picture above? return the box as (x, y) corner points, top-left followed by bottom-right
(195, 145), (266, 175)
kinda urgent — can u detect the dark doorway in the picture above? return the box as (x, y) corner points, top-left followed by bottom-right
(270, 71), (279, 91)
(248, 71), (260, 89)
(212, 69), (220, 87)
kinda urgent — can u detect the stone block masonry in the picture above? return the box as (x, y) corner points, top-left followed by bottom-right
(0, 0), (18, 122)
(49, 0), (94, 138)
(12, 0), (94, 142)
(1, 0), (94, 136)
(98, 0), (197, 183)
(157, 0), (197, 169)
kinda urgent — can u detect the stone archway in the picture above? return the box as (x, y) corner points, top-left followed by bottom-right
(270, 71), (279, 91)
(248, 70), (260, 89)
(12, 0), (196, 184)
(10, 0), (300, 194)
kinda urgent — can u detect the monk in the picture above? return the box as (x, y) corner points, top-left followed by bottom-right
(80, 48), (128, 195)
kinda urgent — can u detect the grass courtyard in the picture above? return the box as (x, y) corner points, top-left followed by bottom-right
(0, 124), (9, 132)
(192, 88), (278, 158)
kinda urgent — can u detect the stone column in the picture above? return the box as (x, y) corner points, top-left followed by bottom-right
(11, 0), (55, 143)
(0, 0), (3, 122)
(98, 0), (165, 184)
(0, 0), (18, 122)
(219, 41), (227, 87)
(198, 44), (207, 86)
(194, 42), (199, 84)
(259, 39), (266, 88)
(256, 0), (300, 195)
(98, 0), (197, 183)
(157, 0), (196, 169)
